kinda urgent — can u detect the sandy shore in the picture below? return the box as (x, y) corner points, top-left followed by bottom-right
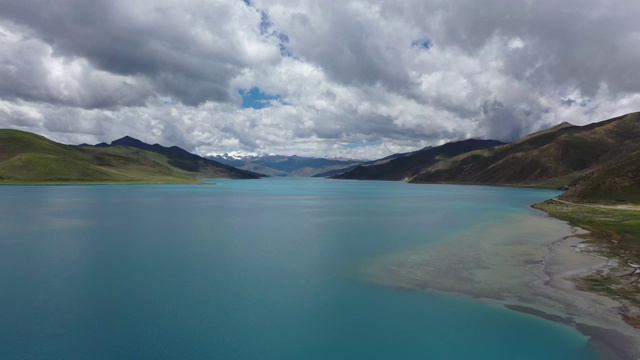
(360, 211), (640, 359)
(510, 229), (640, 359)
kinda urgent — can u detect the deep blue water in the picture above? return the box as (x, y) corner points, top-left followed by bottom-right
(0, 178), (599, 359)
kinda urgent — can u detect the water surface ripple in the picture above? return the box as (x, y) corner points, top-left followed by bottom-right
(0, 179), (602, 359)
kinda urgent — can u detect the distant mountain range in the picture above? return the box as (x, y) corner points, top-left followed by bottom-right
(208, 154), (363, 177)
(0, 130), (261, 184)
(332, 112), (640, 203)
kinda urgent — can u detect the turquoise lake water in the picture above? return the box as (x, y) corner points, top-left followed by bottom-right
(0, 178), (601, 359)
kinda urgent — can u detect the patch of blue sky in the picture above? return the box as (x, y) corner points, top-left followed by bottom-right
(242, 0), (293, 57)
(411, 37), (433, 50)
(241, 0), (272, 34)
(277, 33), (292, 57)
(240, 87), (285, 109)
(259, 10), (272, 34)
(342, 140), (383, 149)
(561, 97), (590, 107)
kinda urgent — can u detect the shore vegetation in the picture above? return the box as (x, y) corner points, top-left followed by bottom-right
(533, 199), (640, 327)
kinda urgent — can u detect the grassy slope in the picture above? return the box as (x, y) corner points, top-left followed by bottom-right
(0, 129), (218, 184)
(106, 136), (262, 179)
(410, 112), (640, 188)
(560, 150), (640, 203)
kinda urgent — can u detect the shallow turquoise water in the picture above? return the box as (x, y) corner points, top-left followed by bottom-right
(0, 178), (600, 359)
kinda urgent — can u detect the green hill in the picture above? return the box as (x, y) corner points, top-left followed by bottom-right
(409, 112), (640, 190)
(91, 135), (262, 179)
(0, 129), (261, 184)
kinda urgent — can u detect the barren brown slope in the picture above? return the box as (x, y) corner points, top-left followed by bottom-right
(409, 112), (640, 187)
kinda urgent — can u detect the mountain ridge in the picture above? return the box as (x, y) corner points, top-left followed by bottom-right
(209, 154), (363, 177)
(331, 139), (505, 180)
(86, 136), (264, 178)
(408, 112), (640, 202)
(327, 111), (640, 203)
(0, 130), (261, 183)
(409, 112), (640, 189)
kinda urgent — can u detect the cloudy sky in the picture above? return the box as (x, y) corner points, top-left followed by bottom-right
(1, 0), (639, 159)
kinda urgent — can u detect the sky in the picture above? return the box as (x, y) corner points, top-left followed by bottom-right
(1, 0), (639, 159)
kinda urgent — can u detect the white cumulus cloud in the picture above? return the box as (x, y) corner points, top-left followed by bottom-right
(0, 0), (638, 159)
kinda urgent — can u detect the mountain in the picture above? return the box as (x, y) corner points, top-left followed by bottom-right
(409, 112), (640, 190)
(311, 149), (425, 178)
(101, 136), (263, 179)
(0, 130), (261, 184)
(331, 139), (505, 180)
(559, 149), (640, 203)
(209, 154), (363, 177)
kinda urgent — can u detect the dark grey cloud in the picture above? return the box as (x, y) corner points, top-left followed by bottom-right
(480, 100), (540, 142)
(0, 21), (153, 108)
(0, 0), (280, 106)
(392, 0), (640, 97)
(265, 1), (413, 91)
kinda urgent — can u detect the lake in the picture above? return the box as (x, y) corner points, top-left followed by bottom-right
(0, 178), (601, 359)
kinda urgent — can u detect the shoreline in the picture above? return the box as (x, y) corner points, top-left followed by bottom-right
(506, 223), (640, 359)
(360, 204), (640, 359)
